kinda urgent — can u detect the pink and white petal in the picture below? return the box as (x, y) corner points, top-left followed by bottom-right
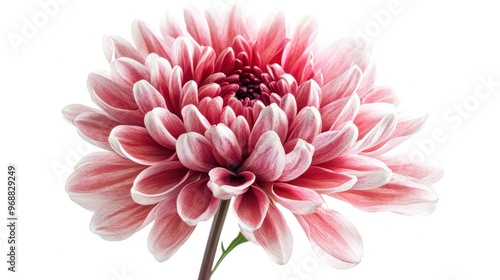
(241, 131), (285, 182)
(111, 57), (149, 87)
(66, 151), (146, 210)
(205, 124), (242, 168)
(227, 4), (257, 45)
(233, 186), (270, 231)
(316, 38), (371, 87)
(199, 96), (224, 125)
(279, 139), (314, 181)
(144, 107), (185, 150)
(230, 116), (251, 156)
(90, 196), (155, 241)
(295, 207), (363, 269)
(333, 173), (439, 216)
(351, 103), (398, 153)
(180, 80), (199, 108)
(320, 93), (360, 131)
(160, 11), (188, 41)
(241, 203), (293, 264)
(132, 20), (170, 60)
(249, 103), (288, 150)
(361, 86), (400, 105)
(148, 199), (195, 262)
(256, 10), (287, 67)
(133, 80), (167, 114)
(279, 93), (298, 125)
(377, 155), (444, 185)
(322, 155), (392, 190)
(362, 113), (427, 157)
(146, 54), (172, 105)
(184, 6), (212, 46)
(270, 183), (323, 215)
(282, 16), (318, 82)
(171, 37), (195, 80)
(295, 80), (321, 111)
(88, 72), (136, 107)
(207, 168), (255, 199)
(321, 65), (362, 106)
(167, 66), (184, 114)
(287, 106), (322, 143)
(109, 125), (175, 165)
(73, 111), (120, 150)
(177, 177), (220, 226)
(194, 47), (216, 84)
(62, 104), (102, 123)
(311, 122), (358, 165)
(87, 73), (143, 125)
(181, 104), (211, 134)
(131, 161), (195, 205)
(290, 166), (357, 194)
(102, 35), (144, 63)
(176, 132), (218, 172)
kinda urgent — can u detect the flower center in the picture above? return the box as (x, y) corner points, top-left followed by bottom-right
(235, 66), (263, 103)
(221, 65), (272, 107)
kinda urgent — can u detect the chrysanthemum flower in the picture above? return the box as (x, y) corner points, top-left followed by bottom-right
(63, 2), (443, 274)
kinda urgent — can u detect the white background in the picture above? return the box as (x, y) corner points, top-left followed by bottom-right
(1, 0), (499, 279)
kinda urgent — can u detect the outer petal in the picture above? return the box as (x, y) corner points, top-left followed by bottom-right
(320, 93), (360, 131)
(241, 203), (293, 264)
(131, 161), (195, 205)
(148, 199), (195, 262)
(233, 186), (270, 231)
(311, 122), (358, 165)
(256, 10), (287, 66)
(333, 173), (439, 216)
(177, 177), (220, 226)
(290, 166), (357, 194)
(73, 111), (120, 150)
(378, 155), (444, 185)
(62, 104), (102, 123)
(176, 132), (218, 172)
(241, 130), (285, 182)
(269, 183), (323, 215)
(90, 196), (155, 241)
(132, 20), (170, 59)
(133, 80), (167, 114)
(322, 155), (392, 190)
(287, 107), (322, 143)
(66, 151), (146, 211)
(184, 6), (212, 46)
(102, 35), (144, 63)
(109, 125), (175, 165)
(279, 139), (314, 181)
(362, 113), (427, 157)
(144, 107), (186, 150)
(351, 103), (398, 153)
(295, 207), (363, 269)
(111, 57), (149, 87)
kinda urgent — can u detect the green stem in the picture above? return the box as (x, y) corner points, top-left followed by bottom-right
(198, 199), (230, 280)
(212, 232), (248, 273)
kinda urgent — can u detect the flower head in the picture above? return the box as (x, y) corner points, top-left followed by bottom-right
(63, 3), (443, 269)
